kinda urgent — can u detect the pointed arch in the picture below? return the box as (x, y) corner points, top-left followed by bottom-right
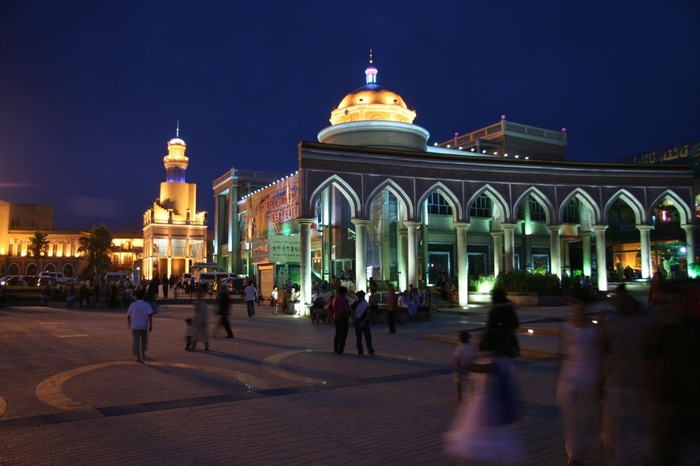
(417, 182), (462, 222)
(467, 184), (510, 223)
(366, 178), (413, 221)
(604, 189), (646, 224)
(648, 189), (692, 225)
(514, 187), (554, 225)
(308, 175), (360, 218)
(558, 188), (601, 224)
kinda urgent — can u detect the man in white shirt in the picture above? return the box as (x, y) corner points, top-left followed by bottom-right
(243, 280), (257, 317)
(127, 289), (153, 362)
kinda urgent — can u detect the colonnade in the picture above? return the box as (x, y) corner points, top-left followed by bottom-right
(297, 215), (697, 311)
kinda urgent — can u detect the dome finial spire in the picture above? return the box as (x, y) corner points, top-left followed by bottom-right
(365, 49), (377, 85)
(176, 120), (180, 138)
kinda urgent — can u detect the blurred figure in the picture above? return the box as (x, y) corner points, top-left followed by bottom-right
(189, 291), (210, 351)
(331, 286), (350, 355)
(682, 277), (700, 320)
(598, 284), (659, 465)
(214, 283), (234, 339)
(481, 288), (520, 358)
(385, 283), (397, 333)
(444, 331), (522, 464)
(184, 317), (193, 350)
(453, 330), (479, 404)
(557, 288), (601, 466)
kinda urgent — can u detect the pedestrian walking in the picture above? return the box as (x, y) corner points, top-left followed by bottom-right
(184, 317), (193, 350)
(126, 288), (153, 362)
(162, 273), (169, 299)
(444, 331), (522, 464)
(385, 283), (398, 333)
(331, 286), (350, 354)
(270, 286), (279, 315)
(557, 289), (601, 466)
(214, 285), (234, 339)
(352, 290), (374, 356)
(598, 284), (659, 465)
(453, 330), (479, 403)
(480, 288), (520, 358)
(189, 291), (210, 351)
(243, 280), (257, 317)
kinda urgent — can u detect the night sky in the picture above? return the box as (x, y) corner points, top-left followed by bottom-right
(1, 1), (698, 231)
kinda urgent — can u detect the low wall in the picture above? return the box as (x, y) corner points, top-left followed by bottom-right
(468, 291), (566, 306)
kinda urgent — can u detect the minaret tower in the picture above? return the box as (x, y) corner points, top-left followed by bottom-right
(163, 121), (189, 183)
(142, 123), (207, 282)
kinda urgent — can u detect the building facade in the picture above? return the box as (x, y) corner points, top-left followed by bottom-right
(0, 200), (143, 279)
(215, 59), (697, 311)
(142, 135), (207, 281)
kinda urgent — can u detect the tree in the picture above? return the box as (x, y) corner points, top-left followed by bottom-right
(28, 232), (50, 260)
(78, 224), (114, 278)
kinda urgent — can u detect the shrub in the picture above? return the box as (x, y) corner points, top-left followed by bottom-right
(495, 270), (561, 293)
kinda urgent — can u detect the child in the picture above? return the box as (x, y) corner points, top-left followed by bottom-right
(453, 330), (479, 403)
(184, 317), (193, 350)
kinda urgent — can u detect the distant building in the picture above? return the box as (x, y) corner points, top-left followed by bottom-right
(212, 168), (288, 276)
(0, 200), (142, 279)
(141, 134), (208, 281)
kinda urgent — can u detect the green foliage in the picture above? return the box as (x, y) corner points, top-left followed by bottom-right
(468, 274), (496, 292)
(689, 263), (700, 279)
(571, 269), (583, 279)
(28, 232), (49, 260)
(495, 270), (561, 293)
(78, 224), (114, 277)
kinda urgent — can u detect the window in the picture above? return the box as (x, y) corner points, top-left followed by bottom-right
(427, 192), (452, 216)
(530, 199), (546, 222)
(563, 199), (579, 224)
(470, 194), (492, 218)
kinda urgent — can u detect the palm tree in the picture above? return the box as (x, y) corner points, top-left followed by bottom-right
(28, 231), (50, 273)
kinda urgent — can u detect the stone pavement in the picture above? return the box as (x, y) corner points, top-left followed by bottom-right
(0, 299), (698, 465)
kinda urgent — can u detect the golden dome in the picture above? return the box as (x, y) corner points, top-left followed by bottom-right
(330, 57), (416, 126)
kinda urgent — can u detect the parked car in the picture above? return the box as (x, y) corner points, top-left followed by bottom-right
(36, 272), (78, 286)
(1, 275), (24, 286)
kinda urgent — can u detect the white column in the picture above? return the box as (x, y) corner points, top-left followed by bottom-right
(455, 222), (470, 307)
(682, 224), (696, 268)
(548, 225), (562, 277)
(352, 218), (369, 293)
(580, 231), (592, 278)
(561, 239), (570, 276)
(491, 231), (503, 277)
(398, 229), (407, 291)
(298, 218), (314, 315)
(405, 221), (421, 289)
(502, 223), (516, 272)
(637, 225), (653, 279)
(322, 188), (331, 283)
(593, 225), (608, 292)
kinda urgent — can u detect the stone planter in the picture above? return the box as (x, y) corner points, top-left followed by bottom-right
(468, 291), (566, 306)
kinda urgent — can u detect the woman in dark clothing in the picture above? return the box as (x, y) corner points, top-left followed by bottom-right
(480, 288), (520, 358)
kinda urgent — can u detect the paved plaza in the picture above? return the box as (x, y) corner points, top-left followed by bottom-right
(0, 298), (698, 465)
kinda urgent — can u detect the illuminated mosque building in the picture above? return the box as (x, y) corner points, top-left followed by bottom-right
(215, 54), (697, 311)
(142, 131), (207, 280)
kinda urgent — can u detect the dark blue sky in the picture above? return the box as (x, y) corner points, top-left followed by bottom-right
(1, 1), (698, 231)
